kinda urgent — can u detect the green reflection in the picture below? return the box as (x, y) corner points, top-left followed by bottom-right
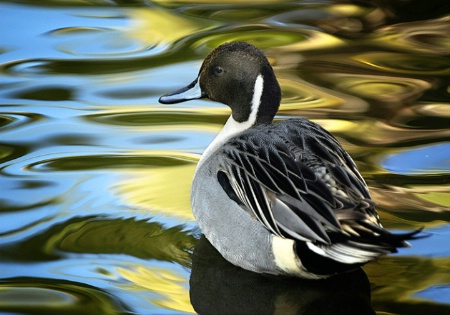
(14, 86), (74, 101)
(0, 112), (43, 132)
(1, 217), (196, 266)
(365, 256), (450, 314)
(352, 53), (450, 75)
(30, 154), (193, 172)
(417, 192), (450, 209)
(46, 218), (196, 265)
(0, 278), (130, 315)
(0, 115), (15, 129)
(86, 111), (226, 127)
(0, 143), (29, 165)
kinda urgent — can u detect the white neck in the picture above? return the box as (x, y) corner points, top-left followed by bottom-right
(196, 74), (264, 170)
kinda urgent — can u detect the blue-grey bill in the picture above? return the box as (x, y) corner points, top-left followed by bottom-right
(159, 78), (205, 104)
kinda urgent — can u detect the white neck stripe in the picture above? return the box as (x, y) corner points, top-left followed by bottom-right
(196, 74), (264, 169)
(250, 74), (264, 123)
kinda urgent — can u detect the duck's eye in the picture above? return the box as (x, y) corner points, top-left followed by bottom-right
(213, 66), (223, 75)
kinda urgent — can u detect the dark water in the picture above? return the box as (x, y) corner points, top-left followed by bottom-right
(0, 1), (449, 314)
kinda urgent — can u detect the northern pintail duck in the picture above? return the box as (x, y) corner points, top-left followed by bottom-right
(159, 42), (421, 279)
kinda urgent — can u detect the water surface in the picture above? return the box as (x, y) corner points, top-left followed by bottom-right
(1, 1), (449, 314)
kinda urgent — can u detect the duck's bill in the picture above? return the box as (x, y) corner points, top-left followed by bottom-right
(159, 78), (206, 104)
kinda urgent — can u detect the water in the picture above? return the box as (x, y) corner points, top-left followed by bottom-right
(0, 1), (449, 314)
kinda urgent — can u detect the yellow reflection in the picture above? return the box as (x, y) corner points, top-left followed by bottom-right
(279, 78), (343, 110)
(193, 28), (344, 54)
(416, 191), (450, 209)
(311, 119), (359, 134)
(327, 4), (368, 16)
(154, 0), (286, 3)
(125, 7), (216, 46)
(278, 77), (369, 113)
(416, 103), (450, 117)
(321, 73), (431, 105)
(115, 152), (197, 221)
(194, 31), (306, 52)
(118, 265), (195, 314)
(274, 29), (345, 52)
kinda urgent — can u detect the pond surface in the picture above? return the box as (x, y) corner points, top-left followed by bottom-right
(0, 0), (449, 314)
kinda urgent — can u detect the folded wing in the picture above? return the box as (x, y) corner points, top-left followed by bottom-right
(216, 119), (420, 265)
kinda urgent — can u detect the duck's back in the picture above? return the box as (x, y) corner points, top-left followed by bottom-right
(217, 117), (375, 226)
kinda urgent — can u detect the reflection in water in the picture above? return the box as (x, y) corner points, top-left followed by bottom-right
(352, 52), (450, 75)
(0, 278), (131, 315)
(47, 217), (197, 264)
(321, 73), (431, 105)
(116, 162), (197, 220)
(190, 236), (374, 315)
(0, 0), (449, 314)
(374, 16), (450, 55)
(382, 142), (450, 175)
(364, 253), (450, 314)
(0, 216), (197, 265)
(118, 265), (195, 313)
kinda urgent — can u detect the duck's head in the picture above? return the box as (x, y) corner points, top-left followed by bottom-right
(159, 42), (281, 125)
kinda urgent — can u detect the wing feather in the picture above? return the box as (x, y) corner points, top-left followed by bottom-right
(272, 198), (331, 243)
(216, 119), (390, 250)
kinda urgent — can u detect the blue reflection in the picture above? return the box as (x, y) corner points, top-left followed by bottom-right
(382, 142), (450, 174)
(396, 225), (450, 257)
(415, 285), (450, 304)
(1, 3), (128, 61)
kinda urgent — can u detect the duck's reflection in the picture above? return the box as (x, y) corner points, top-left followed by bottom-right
(190, 236), (375, 315)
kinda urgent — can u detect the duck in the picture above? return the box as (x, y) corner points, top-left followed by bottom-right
(159, 41), (421, 279)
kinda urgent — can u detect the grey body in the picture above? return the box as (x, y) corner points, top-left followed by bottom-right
(191, 149), (278, 274)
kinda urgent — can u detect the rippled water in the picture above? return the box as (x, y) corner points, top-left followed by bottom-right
(1, 1), (449, 314)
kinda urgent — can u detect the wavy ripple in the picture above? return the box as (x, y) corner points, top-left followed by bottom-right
(0, 278), (130, 314)
(85, 110), (226, 127)
(0, 113), (40, 131)
(51, 26), (151, 57)
(190, 26), (310, 53)
(376, 16), (450, 55)
(352, 52), (450, 75)
(279, 77), (369, 114)
(44, 217), (196, 264)
(15, 153), (194, 173)
(322, 73), (431, 105)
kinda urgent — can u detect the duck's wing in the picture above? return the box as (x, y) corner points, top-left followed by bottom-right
(216, 119), (415, 251)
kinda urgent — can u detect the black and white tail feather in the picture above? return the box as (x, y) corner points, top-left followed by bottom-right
(217, 118), (422, 275)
